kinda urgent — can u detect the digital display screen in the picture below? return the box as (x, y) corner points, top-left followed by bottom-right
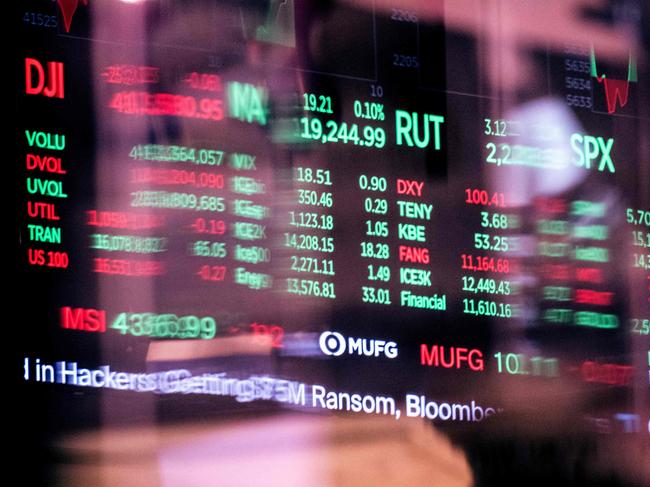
(15, 0), (649, 485)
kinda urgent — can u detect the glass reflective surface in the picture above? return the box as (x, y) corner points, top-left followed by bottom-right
(15, 1), (650, 485)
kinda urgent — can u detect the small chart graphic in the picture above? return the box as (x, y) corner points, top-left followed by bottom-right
(590, 46), (637, 115)
(57, 0), (89, 33)
(254, 0), (295, 47)
(238, 0), (295, 48)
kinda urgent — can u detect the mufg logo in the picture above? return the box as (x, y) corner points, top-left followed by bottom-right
(319, 331), (398, 359)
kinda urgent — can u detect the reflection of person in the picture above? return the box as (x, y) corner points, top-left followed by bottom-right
(441, 2), (648, 486)
(85, 2), (648, 487)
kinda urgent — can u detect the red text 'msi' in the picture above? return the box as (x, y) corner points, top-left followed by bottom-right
(61, 307), (106, 332)
(420, 344), (484, 371)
